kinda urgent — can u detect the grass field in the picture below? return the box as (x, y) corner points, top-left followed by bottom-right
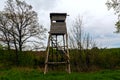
(0, 68), (120, 80)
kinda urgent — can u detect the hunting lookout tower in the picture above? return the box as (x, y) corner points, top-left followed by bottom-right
(44, 13), (71, 74)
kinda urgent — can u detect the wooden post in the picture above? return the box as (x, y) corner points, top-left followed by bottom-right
(44, 34), (51, 74)
(66, 33), (71, 73)
(63, 35), (65, 51)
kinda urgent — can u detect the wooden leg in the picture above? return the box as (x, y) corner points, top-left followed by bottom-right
(68, 61), (71, 74)
(44, 35), (51, 74)
(66, 34), (71, 73)
(44, 63), (48, 74)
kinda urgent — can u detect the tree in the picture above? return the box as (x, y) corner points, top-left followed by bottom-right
(69, 16), (97, 71)
(106, 0), (120, 32)
(0, 12), (11, 50)
(69, 16), (84, 50)
(4, 0), (46, 51)
(69, 16), (96, 49)
(0, 0), (46, 65)
(83, 33), (97, 49)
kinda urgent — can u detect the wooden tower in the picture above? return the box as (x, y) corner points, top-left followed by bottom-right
(44, 13), (71, 74)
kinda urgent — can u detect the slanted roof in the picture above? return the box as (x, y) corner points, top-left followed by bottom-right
(50, 13), (67, 18)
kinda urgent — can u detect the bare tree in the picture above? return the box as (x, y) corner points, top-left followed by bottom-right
(3, 0), (46, 51)
(83, 33), (97, 49)
(83, 33), (97, 68)
(69, 16), (97, 50)
(69, 15), (98, 71)
(69, 16), (84, 51)
(0, 11), (11, 50)
(0, 0), (46, 65)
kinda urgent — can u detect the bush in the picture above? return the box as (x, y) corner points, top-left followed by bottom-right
(0, 48), (120, 72)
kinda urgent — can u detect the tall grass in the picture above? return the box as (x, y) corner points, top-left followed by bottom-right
(0, 68), (120, 80)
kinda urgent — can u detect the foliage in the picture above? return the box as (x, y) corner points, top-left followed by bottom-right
(106, 0), (120, 32)
(0, 48), (120, 72)
(0, 50), (45, 68)
(70, 48), (120, 72)
(0, 68), (120, 80)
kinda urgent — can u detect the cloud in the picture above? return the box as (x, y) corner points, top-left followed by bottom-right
(25, 0), (58, 11)
(0, 0), (119, 48)
(95, 35), (120, 48)
(0, 0), (6, 10)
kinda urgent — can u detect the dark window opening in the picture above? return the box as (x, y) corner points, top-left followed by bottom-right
(56, 20), (65, 22)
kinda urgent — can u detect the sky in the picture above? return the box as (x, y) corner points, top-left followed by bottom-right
(0, 0), (120, 48)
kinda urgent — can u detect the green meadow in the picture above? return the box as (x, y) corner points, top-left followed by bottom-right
(0, 48), (120, 80)
(0, 68), (120, 80)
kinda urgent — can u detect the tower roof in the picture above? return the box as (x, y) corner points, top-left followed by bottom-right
(50, 13), (67, 17)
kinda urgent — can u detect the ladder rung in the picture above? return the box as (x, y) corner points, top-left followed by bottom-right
(47, 62), (67, 64)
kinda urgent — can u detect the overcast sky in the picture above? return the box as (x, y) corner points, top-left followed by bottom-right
(0, 0), (120, 48)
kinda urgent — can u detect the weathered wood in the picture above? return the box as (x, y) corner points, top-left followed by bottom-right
(50, 23), (67, 34)
(44, 34), (51, 74)
(66, 33), (71, 73)
(49, 13), (67, 35)
(44, 13), (71, 74)
(50, 13), (67, 20)
(47, 62), (67, 64)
